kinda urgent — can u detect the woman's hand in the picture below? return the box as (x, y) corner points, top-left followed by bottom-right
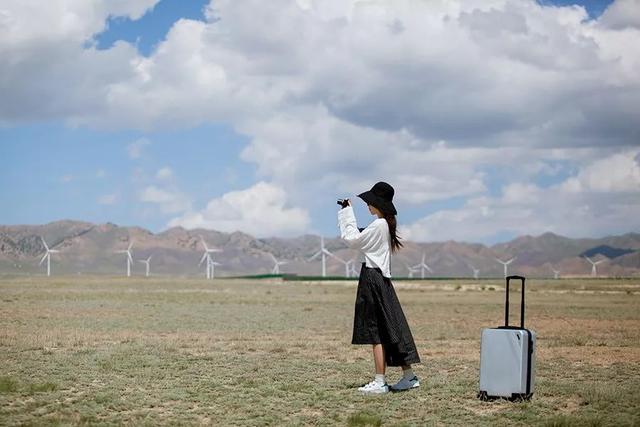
(338, 198), (351, 209)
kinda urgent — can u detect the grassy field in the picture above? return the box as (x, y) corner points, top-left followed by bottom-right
(1, 276), (639, 426)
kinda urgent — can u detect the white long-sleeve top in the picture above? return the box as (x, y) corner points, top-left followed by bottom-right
(338, 206), (391, 278)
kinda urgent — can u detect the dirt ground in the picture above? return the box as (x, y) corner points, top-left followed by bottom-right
(1, 276), (639, 426)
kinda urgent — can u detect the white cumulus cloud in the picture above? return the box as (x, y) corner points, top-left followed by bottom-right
(140, 185), (190, 214)
(404, 148), (640, 242)
(561, 149), (640, 193)
(1, 0), (639, 241)
(167, 181), (310, 237)
(599, 0), (640, 30)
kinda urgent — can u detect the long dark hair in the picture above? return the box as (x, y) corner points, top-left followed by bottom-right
(384, 213), (403, 253)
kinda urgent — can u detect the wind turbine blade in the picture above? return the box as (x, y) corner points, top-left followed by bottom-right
(147, 255), (152, 262)
(308, 251), (321, 262)
(41, 237), (49, 251)
(128, 242), (133, 251)
(269, 253), (278, 263)
(199, 252), (208, 266)
(200, 236), (209, 251)
(324, 250), (344, 263)
(39, 253), (48, 265)
(127, 252), (133, 263)
(48, 250), (60, 253)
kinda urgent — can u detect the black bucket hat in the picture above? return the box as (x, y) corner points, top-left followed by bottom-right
(358, 181), (397, 216)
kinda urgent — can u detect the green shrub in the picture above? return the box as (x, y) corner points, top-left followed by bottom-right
(0, 376), (19, 393)
(347, 412), (382, 427)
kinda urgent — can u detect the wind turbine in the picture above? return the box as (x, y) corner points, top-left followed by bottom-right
(467, 262), (480, 279)
(404, 262), (420, 279)
(412, 253), (433, 279)
(116, 242), (134, 277)
(347, 254), (360, 277)
(269, 253), (288, 275)
(326, 251), (354, 278)
(199, 237), (222, 280)
(584, 256), (604, 277)
(138, 255), (152, 277)
(496, 256), (516, 278)
(308, 236), (336, 277)
(551, 266), (560, 280)
(208, 260), (222, 278)
(39, 237), (59, 277)
(346, 255), (359, 278)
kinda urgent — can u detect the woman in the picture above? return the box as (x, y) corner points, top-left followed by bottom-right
(338, 181), (421, 395)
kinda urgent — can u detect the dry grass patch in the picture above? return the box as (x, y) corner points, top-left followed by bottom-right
(1, 276), (639, 425)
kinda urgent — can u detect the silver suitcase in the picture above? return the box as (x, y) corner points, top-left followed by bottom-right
(479, 275), (536, 400)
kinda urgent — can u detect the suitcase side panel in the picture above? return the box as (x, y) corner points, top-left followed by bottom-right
(526, 330), (536, 394)
(480, 328), (534, 397)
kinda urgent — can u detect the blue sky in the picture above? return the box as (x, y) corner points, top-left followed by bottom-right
(1, 121), (254, 230)
(95, 0), (209, 56)
(1, 0), (638, 243)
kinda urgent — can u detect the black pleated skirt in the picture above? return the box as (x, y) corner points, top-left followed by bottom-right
(352, 264), (421, 367)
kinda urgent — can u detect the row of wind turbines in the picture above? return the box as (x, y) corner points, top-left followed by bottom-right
(112, 237), (222, 279)
(37, 236), (610, 279)
(115, 236), (299, 279)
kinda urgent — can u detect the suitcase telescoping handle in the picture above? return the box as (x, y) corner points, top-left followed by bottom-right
(505, 275), (526, 328)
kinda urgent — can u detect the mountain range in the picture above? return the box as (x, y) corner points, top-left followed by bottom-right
(1, 220), (639, 278)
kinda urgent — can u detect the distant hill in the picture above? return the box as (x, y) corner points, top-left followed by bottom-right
(1, 221), (638, 278)
(581, 245), (636, 259)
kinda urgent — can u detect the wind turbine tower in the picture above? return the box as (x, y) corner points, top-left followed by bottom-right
(39, 237), (60, 277)
(496, 256), (516, 278)
(116, 242), (134, 277)
(326, 251), (353, 278)
(308, 236), (336, 277)
(138, 255), (152, 277)
(269, 253), (288, 275)
(404, 262), (420, 279)
(208, 260), (221, 278)
(199, 237), (222, 280)
(584, 256), (604, 277)
(467, 263), (480, 280)
(347, 255), (359, 277)
(413, 253), (433, 279)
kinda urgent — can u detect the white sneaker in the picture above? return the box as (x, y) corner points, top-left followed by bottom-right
(390, 376), (420, 392)
(357, 380), (389, 395)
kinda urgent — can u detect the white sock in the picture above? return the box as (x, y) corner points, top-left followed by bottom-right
(374, 374), (386, 384)
(402, 368), (415, 380)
